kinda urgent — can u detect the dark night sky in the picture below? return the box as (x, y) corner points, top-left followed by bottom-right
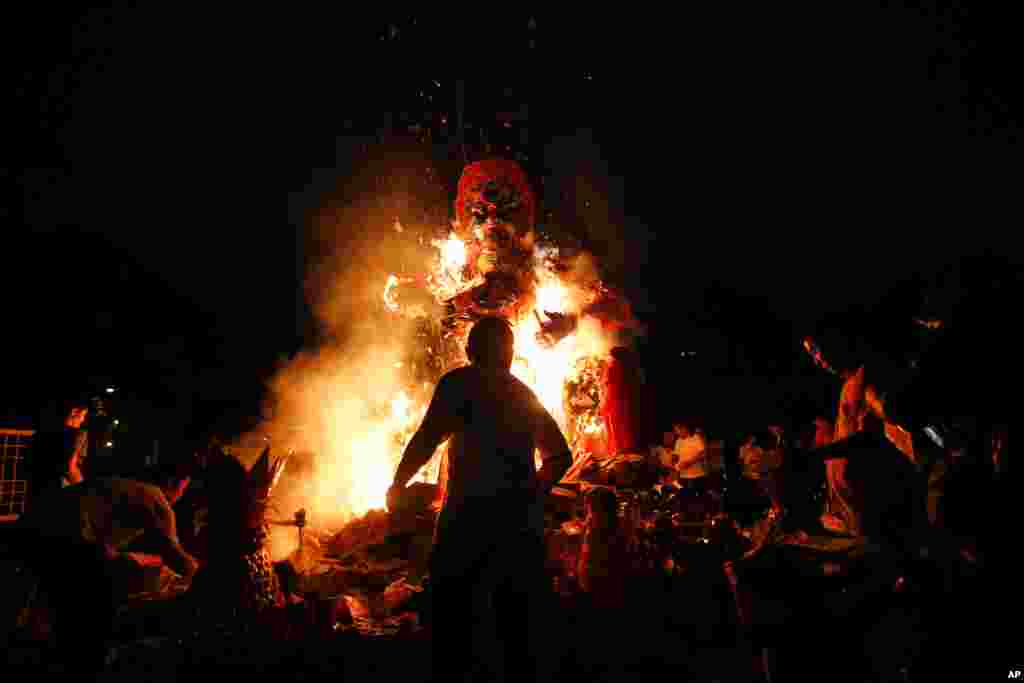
(3, 7), (1020, 434)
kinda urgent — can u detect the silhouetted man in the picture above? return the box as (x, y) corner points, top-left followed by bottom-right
(17, 459), (199, 675)
(30, 397), (90, 498)
(388, 316), (573, 683)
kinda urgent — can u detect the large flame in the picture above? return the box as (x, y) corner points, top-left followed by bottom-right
(427, 230), (480, 302)
(309, 231), (612, 523)
(511, 280), (575, 426)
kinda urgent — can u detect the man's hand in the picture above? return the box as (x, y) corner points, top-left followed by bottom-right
(536, 452), (573, 499)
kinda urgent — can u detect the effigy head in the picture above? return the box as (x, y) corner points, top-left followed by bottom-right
(456, 158), (536, 236)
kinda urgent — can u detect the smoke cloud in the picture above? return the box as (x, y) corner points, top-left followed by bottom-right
(242, 140), (453, 557)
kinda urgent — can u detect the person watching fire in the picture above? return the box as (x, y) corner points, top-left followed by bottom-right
(674, 422), (709, 483)
(387, 316), (573, 683)
(29, 396), (90, 499)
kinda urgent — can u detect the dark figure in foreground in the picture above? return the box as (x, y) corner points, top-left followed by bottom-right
(29, 397), (90, 497)
(388, 316), (573, 682)
(16, 460), (198, 676)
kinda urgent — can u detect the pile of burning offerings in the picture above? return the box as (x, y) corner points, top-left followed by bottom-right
(292, 485), (437, 634)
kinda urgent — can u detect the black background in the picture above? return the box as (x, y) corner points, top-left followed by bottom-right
(2, 7), (1019, 437)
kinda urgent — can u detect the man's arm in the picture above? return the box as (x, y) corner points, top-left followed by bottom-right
(151, 497), (199, 579)
(389, 373), (459, 507)
(865, 382), (888, 422)
(532, 398), (573, 496)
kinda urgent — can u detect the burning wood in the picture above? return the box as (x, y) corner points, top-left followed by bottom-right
(326, 483), (437, 564)
(272, 483), (438, 632)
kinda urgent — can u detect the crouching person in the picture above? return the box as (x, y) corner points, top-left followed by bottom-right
(16, 458), (198, 675)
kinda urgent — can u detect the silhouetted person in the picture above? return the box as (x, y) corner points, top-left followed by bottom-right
(388, 316), (573, 683)
(16, 459), (198, 676)
(29, 397), (90, 500)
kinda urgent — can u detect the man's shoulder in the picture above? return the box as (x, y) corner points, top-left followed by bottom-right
(505, 370), (534, 392)
(443, 364), (538, 402)
(436, 365), (474, 395)
(442, 365), (474, 382)
(444, 364), (529, 388)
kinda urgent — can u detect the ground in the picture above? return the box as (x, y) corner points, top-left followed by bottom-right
(2, 531), (1005, 682)
(4, 567), (959, 682)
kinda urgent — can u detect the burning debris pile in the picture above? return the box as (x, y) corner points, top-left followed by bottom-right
(295, 486), (437, 634)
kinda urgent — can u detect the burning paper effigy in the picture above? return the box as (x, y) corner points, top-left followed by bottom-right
(375, 159), (630, 502)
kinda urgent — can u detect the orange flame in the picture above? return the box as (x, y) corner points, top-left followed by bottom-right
(320, 231), (613, 520)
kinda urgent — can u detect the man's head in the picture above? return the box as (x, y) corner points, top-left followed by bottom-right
(65, 405), (89, 429)
(861, 410), (886, 436)
(44, 396), (89, 430)
(467, 316), (515, 369)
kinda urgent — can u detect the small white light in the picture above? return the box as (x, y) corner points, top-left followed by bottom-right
(106, 387), (116, 394)
(113, 420), (119, 426)
(923, 426), (944, 449)
(105, 441), (113, 448)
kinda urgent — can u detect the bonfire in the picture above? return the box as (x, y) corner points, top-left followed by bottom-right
(260, 160), (645, 631)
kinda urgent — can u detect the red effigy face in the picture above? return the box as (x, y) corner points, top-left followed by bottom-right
(456, 159), (536, 241)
